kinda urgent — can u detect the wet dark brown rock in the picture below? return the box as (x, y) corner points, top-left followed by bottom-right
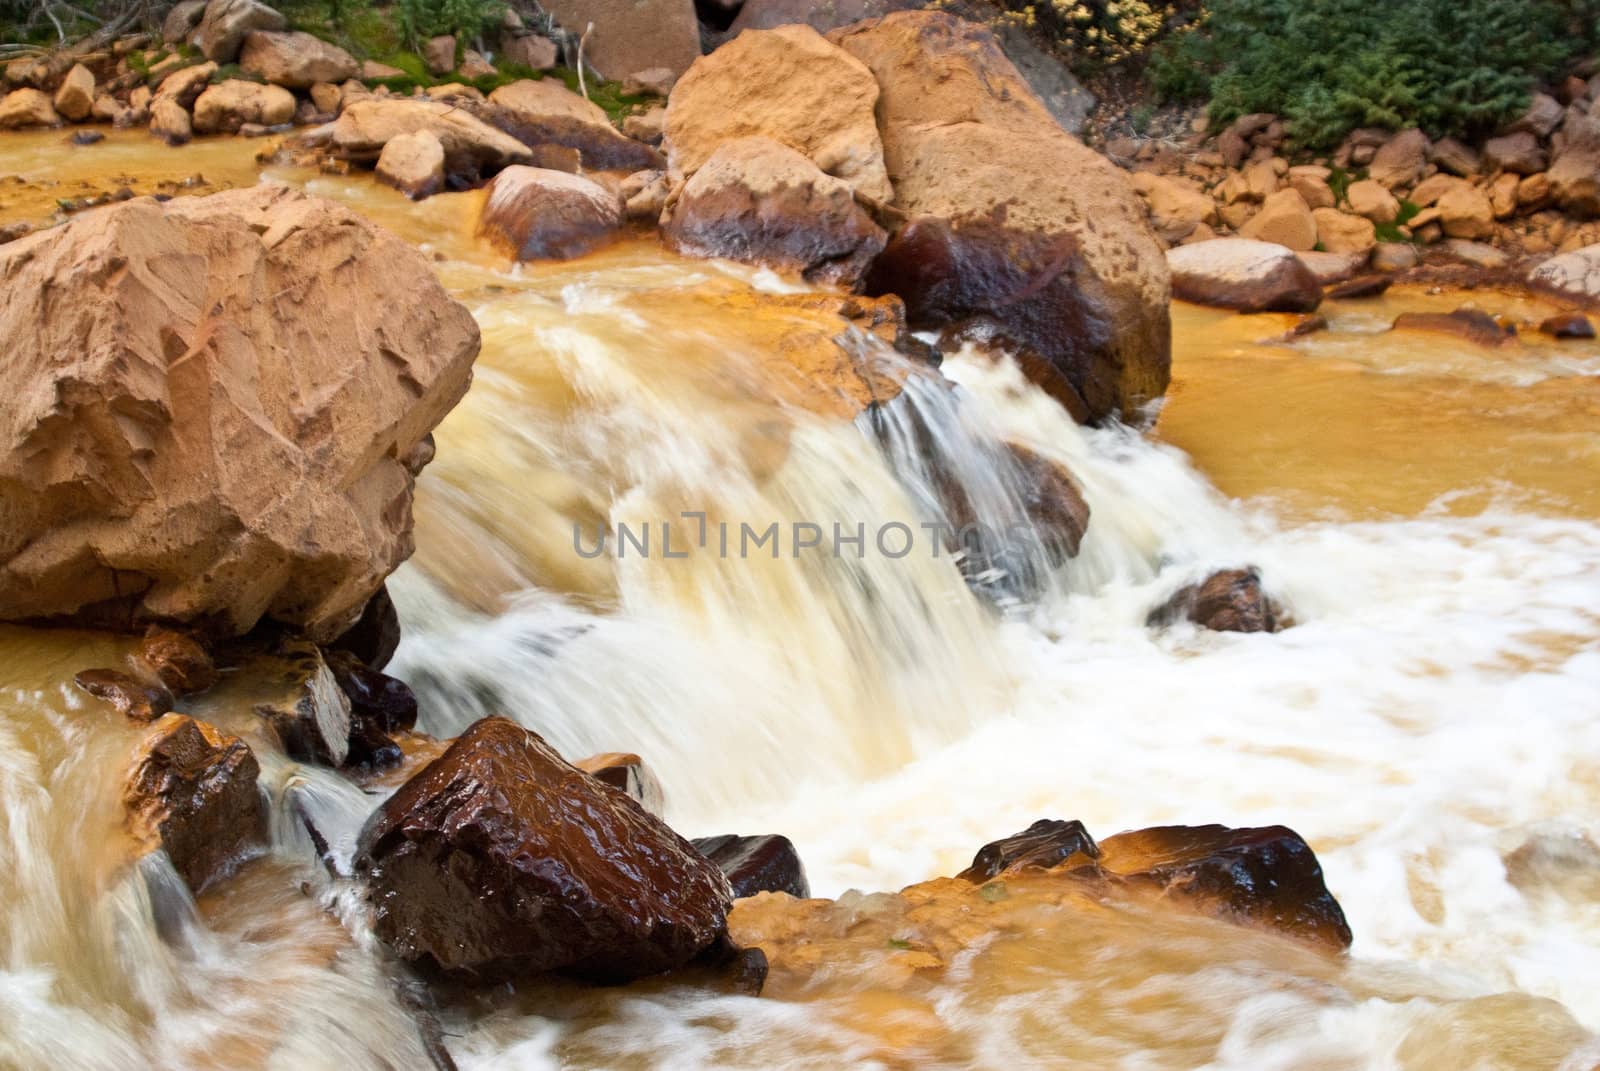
(1148, 567), (1284, 633)
(956, 818), (1100, 883)
(1326, 275), (1393, 301)
(694, 833), (811, 898)
(325, 649), (414, 770)
(575, 751), (665, 816)
(328, 584), (402, 671)
(74, 668), (174, 723)
(1096, 824), (1353, 952)
(123, 713), (266, 892)
(663, 135), (887, 289)
(252, 638), (353, 766)
(136, 627), (218, 695)
(1006, 443), (1090, 567)
(1391, 309), (1516, 348)
(1539, 313), (1596, 340)
(355, 717), (734, 982)
(1261, 313), (1328, 344)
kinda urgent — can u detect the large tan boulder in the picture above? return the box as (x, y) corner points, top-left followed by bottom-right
(832, 12), (1169, 422)
(665, 25), (890, 203)
(239, 29), (358, 88)
(154, 62), (218, 109)
(0, 88), (61, 129)
(1287, 165), (1336, 210)
(192, 0), (287, 62)
(1436, 183), (1494, 239)
(376, 129), (446, 199)
(484, 78), (661, 171)
(149, 96), (193, 145)
(1167, 238), (1322, 313)
(312, 98), (532, 182)
(0, 186), (479, 639)
(192, 79), (295, 134)
(1311, 208), (1377, 255)
(478, 166), (624, 261)
(536, 0), (700, 79)
(53, 63), (95, 122)
(1239, 188), (1316, 250)
(1344, 179), (1399, 225)
(1130, 172), (1216, 242)
(663, 135), (887, 288)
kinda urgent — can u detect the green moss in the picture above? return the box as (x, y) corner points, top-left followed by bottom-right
(548, 68), (649, 124)
(1327, 166), (1354, 206)
(1395, 199), (1422, 227)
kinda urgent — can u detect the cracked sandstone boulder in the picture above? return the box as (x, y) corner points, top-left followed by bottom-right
(0, 185), (479, 640)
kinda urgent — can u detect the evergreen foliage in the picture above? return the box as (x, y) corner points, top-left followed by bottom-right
(1153, 0), (1600, 149)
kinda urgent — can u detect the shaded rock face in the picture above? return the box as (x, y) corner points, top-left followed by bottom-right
(239, 30), (359, 89)
(323, 649), (414, 769)
(665, 25), (891, 203)
(664, 136), (887, 288)
(314, 99), (532, 186)
(1096, 824), (1353, 953)
(124, 714), (265, 893)
(252, 637), (355, 767)
(575, 752), (665, 816)
(1540, 313), (1595, 339)
(355, 717), (734, 982)
(478, 166), (624, 261)
(694, 834), (811, 899)
(832, 12), (1170, 423)
(1167, 239), (1322, 314)
(327, 584), (401, 671)
(957, 818), (1099, 882)
(482, 80), (664, 172)
(1148, 567), (1284, 633)
(0, 187), (479, 640)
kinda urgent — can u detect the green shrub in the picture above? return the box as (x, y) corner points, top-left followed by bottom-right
(1153, 0), (1600, 149)
(394, 0), (505, 47)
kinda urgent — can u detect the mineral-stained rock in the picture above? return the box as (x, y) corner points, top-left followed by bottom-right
(1391, 309), (1516, 348)
(149, 96), (193, 145)
(1484, 131), (1547, 176)
(1548, 111), (1600, 218)
(253, 637), (355, 766)
(376, 129), (446, 199)
(192, 79), (295, 134)
(1311, 207), (1378, 255)
(192, 0), (288, 63)
(694, 833), (811, 898)
(154, 62), (218, 109)
(478, 165), (623, 261)
(1539, 313), (1596, 339)
(0, 186), (478, 639)
(1148, 567), (1284, 633)
(311, 98), (532, 184)
(664, 135), (886, 289)
(124, 713), (266, 892)
(575, 752), (665, 816)
(239, 29), (358, 89)
(1096, 823), (1353, 952)
(957, 818), (1099, 883)
(74, 668), (175, 723)
(354, 717), (734, 982)
(1528, 243), (1600, 303)
(1326, 275), (1392, 301)
(1005, 443), (1090, 566)
(664, 25), (890, 202)
(835, 12), (1169, 422)
(1239, 188), (1317, 250)
(1297, 249), (1369, 285)
(1167, 239), (1322, 314)
(535, 0), (700, 80)
(482, 79), (663, 172)
(136, 627), (218, 695)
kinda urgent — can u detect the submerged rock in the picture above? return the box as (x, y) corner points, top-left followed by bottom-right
(478, 166), (623, 261)
(124, 713), (265, 892)
(1148, 567), (1285, 633)
(663, 135), (887, 288)
(0, 186), (478, 640)
(74, 668), (175, 723)
(1390, 309), (1516, 348)
(1539, 313), (1595, 339)
(1167, 239), (1323, 314)
(836, 12), (1170, 423)
(355, 717), (733, 982)
(694, 833), (811, 898)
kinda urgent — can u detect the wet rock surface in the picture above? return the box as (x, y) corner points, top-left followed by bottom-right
(1391, 309), (1517, 348)
(957, 818), (1099, 882)
(74, 668), (175, 723)
(136, 627), (218, 695)
(477, 165), (624, 261)
(1148, 567), (1285, 633)
(575, 751), (665, 816)
(694, 833), (811, 898)
(123, 713), (265, 892)
(252, 637), (355, 767)
(355, 717), (733, 982)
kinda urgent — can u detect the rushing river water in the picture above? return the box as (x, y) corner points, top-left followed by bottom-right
(1, 130), (1598, 1070)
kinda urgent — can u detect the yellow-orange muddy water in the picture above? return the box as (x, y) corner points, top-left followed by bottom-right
(1, 130), (1598, 1071)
